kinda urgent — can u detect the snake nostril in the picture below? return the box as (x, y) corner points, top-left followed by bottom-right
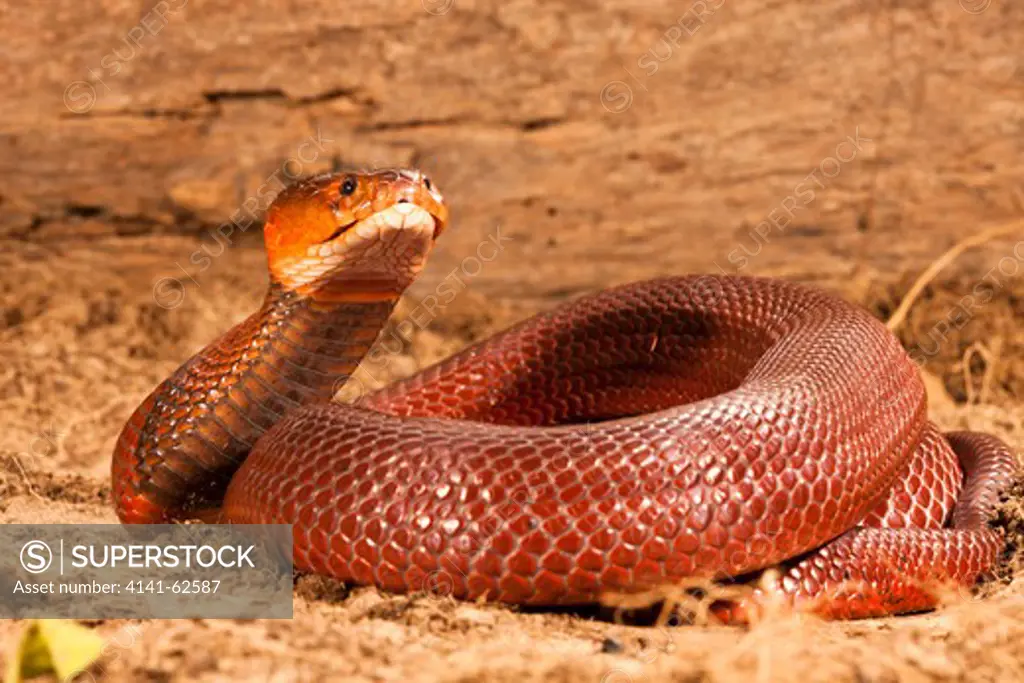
(397, 198), (410, 204)
(423, 176), (432, 191)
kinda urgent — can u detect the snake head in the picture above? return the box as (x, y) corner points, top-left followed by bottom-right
(264, 169), (448, 301)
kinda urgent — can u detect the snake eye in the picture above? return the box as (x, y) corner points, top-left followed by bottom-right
(340, 177), (357, 197)
(423, 176), (432, 191)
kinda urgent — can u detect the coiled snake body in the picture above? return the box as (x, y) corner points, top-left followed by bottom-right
(113, 170), (1017, 621)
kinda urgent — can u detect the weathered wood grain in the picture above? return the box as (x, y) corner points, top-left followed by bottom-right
(1, 0), (1021, 303)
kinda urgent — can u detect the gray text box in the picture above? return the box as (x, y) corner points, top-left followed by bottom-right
(2, 525), (293, 618)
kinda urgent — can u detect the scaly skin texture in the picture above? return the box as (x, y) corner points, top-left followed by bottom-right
(112, 171), (1018, 621)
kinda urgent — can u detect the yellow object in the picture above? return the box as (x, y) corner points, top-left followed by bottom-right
(4, 620), (105, 683)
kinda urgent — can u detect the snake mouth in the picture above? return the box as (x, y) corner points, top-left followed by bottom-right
(322, 200), (446, 246)
(393, 197), (447, 240)
(320, 220), (358, 244)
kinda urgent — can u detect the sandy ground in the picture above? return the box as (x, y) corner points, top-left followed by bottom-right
(1, 227), (1023, 682)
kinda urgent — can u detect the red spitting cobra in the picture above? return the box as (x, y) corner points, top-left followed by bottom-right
(113, 170), (1018, 621)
